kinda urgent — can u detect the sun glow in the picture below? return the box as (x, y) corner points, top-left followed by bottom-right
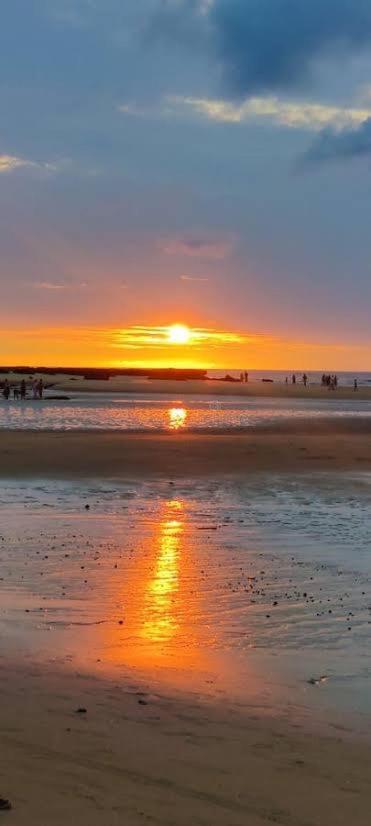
(168, 407), (188, 430)
(167, 324), (191, 345)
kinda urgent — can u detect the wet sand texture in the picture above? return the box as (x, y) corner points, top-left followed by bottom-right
(1, 662), (371, 826)
(0, 425), (371, 477)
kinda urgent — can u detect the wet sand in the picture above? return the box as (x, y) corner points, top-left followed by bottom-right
(1, 660), (371, 826)
(0, 423), (371, 477)
(2, 435), (371, 823)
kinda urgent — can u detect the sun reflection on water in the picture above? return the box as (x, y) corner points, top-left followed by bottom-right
(94, 497), (217, 680)
(141, 501), (183, 644)
(168, 407), (187, 430)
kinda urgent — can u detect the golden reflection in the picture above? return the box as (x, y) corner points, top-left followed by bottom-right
(141, 500), (183, 643)
(168, 407), (187, 430)
(96, 497), (214, 680)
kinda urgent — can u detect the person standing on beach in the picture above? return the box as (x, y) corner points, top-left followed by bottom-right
(13, 386), (19, 400)
(32, 378), (38, 400)
(38, 378), (44, 399)
(3, 379), (10, 400)
(354, 378), (358, 391)
(20, 379), (26, 400)
(292, 374), (296, 384)
(244, 372), (249, 383)
(303, 373), (308, 387)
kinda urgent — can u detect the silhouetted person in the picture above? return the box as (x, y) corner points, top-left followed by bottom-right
(292, 374), (296, 385)
(38, 378), (44, 399)
(3, 380), (10, 400)
(240, 373), (244, 383)
(303, 373), (308, 387)
(354, 378), (358, 391)
(285, 377), (288, 385)
(20, 380), (26, 400)
(244, 372), (249, 383)
(13, 386), (19, 400)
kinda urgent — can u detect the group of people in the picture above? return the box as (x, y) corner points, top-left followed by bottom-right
(2, 377), (44, 401)
(283, 373), (359, 391)
(321, 373), (338, 390)
(285, 373), (309, 386)
(239, 372), (249, 383)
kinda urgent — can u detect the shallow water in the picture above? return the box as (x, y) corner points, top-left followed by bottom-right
(1, 473), (371, 726)
(1, 392), (371, 431)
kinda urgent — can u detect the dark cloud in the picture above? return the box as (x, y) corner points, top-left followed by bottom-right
(150, 1), (371, 97)
(209, 0), (371, 96)
(301, 118), (371, 164)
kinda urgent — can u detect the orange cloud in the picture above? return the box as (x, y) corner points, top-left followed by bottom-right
(0, 324), (370, 370)
(113, 325), (247, 351)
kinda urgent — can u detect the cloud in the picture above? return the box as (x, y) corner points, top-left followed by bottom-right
(171, 95), (371, 132)
(113, 324), (246, 351)
(302, 118), (371, 164)
(0, 155), (36, 174)
(31, 281), (67, 291)
(152, 0), (371, 97)
(161, 236), (233, 260)
(180, 275), (209, 282)
(209, 0), (371, 96)
(31, 280), (88, 291)
(0, 154), (59, 176)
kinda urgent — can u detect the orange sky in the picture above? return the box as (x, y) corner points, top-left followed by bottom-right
(2, 324), (371, 371)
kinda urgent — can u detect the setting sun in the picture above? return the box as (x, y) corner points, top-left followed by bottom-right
(167, 324), (191, 345)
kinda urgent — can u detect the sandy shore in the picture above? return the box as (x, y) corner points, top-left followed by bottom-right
(3, 372), (368, 399)
(2, 424), (371, 824)
(0, 660), (369, 825)
(51, 376), (371, 399)
(0, 423), (371, 477)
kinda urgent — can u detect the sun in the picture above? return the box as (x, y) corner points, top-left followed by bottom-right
(167, 324), (191, 345)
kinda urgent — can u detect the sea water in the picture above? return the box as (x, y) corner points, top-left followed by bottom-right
(0, 392), (371, 430)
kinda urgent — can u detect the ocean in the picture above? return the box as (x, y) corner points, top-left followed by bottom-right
(0, 391), (371, 431)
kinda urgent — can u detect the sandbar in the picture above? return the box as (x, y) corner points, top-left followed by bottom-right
(0, 422), (371, 477)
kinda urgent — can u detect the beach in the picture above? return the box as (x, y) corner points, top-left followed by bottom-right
(0, 467), (371, 824)
(48, 375), (371, 399)
(1, 423), (371, 477)
(3, 372), (371, 399)
(1, 661), (371, 826)
(1, 415), (371, 823)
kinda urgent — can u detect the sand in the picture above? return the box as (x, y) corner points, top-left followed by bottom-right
(0, 422), (371, 477)
(0, 660), (369, 826)
(2, 422), (371, 824)
(51, 376), (371, 399)
(3, 372), (368, 399)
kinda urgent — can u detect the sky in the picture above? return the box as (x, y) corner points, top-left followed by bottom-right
(2, 0), (371, 369)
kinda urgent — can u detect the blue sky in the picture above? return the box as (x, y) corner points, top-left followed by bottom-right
(2, 0), (371, 366)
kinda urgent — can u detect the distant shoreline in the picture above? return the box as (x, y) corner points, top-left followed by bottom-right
(2, 374), (371, 399)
